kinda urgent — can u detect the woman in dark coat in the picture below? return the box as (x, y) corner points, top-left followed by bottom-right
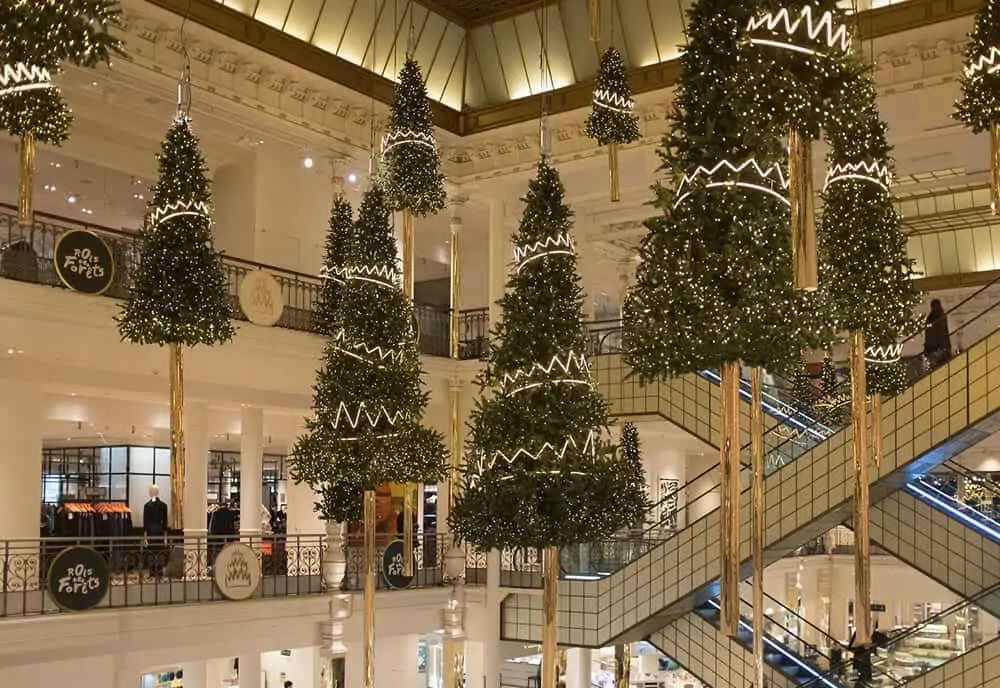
(923, 298), (952, 369)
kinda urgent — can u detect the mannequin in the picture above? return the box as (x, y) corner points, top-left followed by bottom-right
(143, 484), (169, 578)
(143, 484), (168, 536)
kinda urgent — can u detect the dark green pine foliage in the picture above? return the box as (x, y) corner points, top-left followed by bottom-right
(450, 161), (648, 551)
(790, 359), (816, 415)
(618, 423), (650, 528)
(623, 0), (824, 380)
(867, 360), (909, 398)
(290, 184), (445, 522)
(584, 47), (641, 146)
(0, 0), (123, 144)
(740, 0), (854, 139)
(815, 355), (849, 427)
(820, 67), (919, 399)
(955, 0), (1000, 133)
(381, 56), (446, 216)
(314, 198), (355, 336)
(118, 117), (235, 347)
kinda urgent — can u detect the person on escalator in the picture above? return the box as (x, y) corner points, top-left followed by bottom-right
(923, 299), (952, 369)
(848, 632), (873, 685)
(829, 645), (844, 679)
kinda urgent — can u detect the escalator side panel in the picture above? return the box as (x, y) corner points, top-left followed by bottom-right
(648, 613), (797, 688)
(905, 635), (1000, 688)
(502, 337), (1000, 647)
(869, 491), (1000, 617)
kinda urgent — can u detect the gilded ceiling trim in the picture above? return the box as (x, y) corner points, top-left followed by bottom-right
(145, 0), (978, 136)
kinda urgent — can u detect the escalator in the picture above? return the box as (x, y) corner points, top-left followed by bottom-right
(652, 583), (1000, 688)
(502, 280), (1000, 648)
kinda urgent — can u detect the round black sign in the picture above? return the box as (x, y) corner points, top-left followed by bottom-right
(46, 546), (110, 611)
(381, 539), (416, 589)
(53, 229), (115, 295)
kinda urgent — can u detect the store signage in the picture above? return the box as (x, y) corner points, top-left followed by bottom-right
(53, 229), (115, 295)
(214, 542), (262, 600)
(871, 603), (887, 612)
(238, 269), (284, 327)
(381, 540), (416, 589)
(46, 546), (110, 611)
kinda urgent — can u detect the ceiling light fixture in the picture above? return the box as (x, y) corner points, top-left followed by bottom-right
(347, 172), (357, 184)
(67, 194), (77, 204)
(43, 184), (56, 192)
(303, 157), (314, 169)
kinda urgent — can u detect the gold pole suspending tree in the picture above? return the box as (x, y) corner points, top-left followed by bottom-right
(955, 0), (1000, 215)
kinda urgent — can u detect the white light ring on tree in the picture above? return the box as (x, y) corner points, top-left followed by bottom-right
(864, 342), (903, 365)
(0, 63), (55, 96)
(674, 159), (789, 209)
(746, 6), (851, 57)
(592, 88), (635, 115)
(381, 129), (437, 155)
(149, 200), (211, 228)
(824, 161), (892, 192)
(965, 47), (1000, 80)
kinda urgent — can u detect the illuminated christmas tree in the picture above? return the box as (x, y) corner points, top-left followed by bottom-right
(117, 115), (235, 529)
(290, 183), (446, 522)
(955, 0), (1000, 212)
(450, 160), (648, 551)
(0, 0), (123, 221)
(381, 56), (446, 217)
(585, 47), (641, 201)
(314, 198), (355, 336)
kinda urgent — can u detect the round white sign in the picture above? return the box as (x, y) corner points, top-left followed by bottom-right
(214, 542), (262, 601)
(238, 270), (284, 327)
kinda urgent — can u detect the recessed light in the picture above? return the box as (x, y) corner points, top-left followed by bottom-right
(43, 184), (56, 192)
(91, 81), (98, 87)
(82, 208), (93, 215)
(347, 172), (357, 183)
(67, 194), (77, 204)
(49, 162), (61, 168)
(133, 193), (144, 200)
(6, 348), (23, 355)
(303, 157), (314, 169)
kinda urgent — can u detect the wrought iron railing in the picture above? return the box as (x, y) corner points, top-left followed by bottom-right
(0, 205), (490, 360)
(0, 532), (489, 618)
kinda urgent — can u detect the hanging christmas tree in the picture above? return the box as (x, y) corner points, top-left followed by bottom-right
(623, 0), (831, 639)
(585, 47), (641, 201)
(290, 183), (446, 520)
(381, 56), (446, 218)
(117, 114), (235, 529)
(955, 0), (1000, 213)
(0, 0), (123, 223)
(740, 0), (855, 290)
(813, 355), (848, 427)
(314, 198), (355, 336)
(450, 159), (648, 551)
(789, 359), (816, 415)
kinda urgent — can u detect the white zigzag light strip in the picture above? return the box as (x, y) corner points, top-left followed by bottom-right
(674, 159), (789, 207)
(345, 264), (399, 287)
(332, 401), (405, 431)
(865, 343), (903, 364)
(593, 88), (634, 114)
(513, 233), (575, 271)
(382, 128), (437, 155)
(824, 160), (892, 191)
(0, 63), (54, 96)
(748, 6), (851, 54)
(500, 351), (592, 391)
(330, 329), (405, 365)
(965, 47), (1000, 79)
(150, 200), (210, 227)
(471, 430), (598, 476)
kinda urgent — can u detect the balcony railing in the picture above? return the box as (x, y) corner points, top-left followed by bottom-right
(0, 532), (488, 618)
(0, 206), (489, 360)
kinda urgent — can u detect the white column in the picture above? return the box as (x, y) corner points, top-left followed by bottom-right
(565, 649), (592, 688)
(240, 652), (262, 688)
(184, 402), (210, 535)
(345, 641), (363, 688)
(483, 550), (502, 688)
(0, 379), (42, 541)
(205, 657), (233, 688)
(182, 661), (207, 688)
(240, 406), (264, 536)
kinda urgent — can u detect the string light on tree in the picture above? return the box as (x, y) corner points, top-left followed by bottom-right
(450, 159), (648, 552)
(585, 47), (641, 201)
(955, 0), (1000, 214)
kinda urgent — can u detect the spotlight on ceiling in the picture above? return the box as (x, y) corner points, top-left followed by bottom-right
(67, 194), (77, 204)
(303, 157), (314, 169)
(347, 172), (358, 184)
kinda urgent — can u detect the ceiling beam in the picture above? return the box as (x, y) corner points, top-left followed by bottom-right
(147, 0), (979, 137)
(143, 0), (463, 133)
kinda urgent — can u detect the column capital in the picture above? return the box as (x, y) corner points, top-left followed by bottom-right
(328, 155), (353, 197)
(448, 377), (464, 393)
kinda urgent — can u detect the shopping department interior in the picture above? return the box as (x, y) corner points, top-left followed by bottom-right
(2, 0), (1000, 687)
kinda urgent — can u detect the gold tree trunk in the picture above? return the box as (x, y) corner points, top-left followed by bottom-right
(788, 128), (817, 291)
(541, 546), (560, 688)
(18, 133), (36, 226)
(850, 331), (872, 645)
(719, 361), (742, 637)
(609, 143), (621, 203)
(169, 343), (186, 530)
(750, 367), (765, 688)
